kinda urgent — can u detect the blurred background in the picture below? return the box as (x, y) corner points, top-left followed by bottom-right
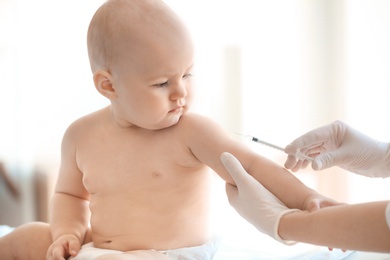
(1, 0), (390, 252)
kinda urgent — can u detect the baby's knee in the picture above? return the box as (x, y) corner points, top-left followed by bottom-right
(0, 235), (14, 259)
(2, 222), (52, 260)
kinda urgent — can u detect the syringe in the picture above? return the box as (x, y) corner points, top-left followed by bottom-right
(234, 132), (313, 161)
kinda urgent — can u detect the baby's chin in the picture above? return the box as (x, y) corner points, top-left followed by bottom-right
(146, 115), (183, 130)
(167, 109), (188, 127)
(165, 114), (183, 128)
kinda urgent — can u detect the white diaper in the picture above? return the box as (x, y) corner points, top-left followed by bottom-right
(163, 235), (221, 260)
(70, 235), (221, 260)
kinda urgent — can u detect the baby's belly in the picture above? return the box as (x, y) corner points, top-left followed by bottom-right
(89, 194), (211, 251)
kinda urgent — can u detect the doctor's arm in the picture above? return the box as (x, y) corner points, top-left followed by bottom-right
(279, 201), (390, 252)
(221, 152), (390, 252)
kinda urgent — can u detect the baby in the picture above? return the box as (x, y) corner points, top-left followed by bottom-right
(0, 0), (338, 259)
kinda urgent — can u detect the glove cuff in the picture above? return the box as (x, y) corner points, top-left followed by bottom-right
(274, 209), (300, 245)
(382, 142), (390, 177)
(368, 142), (390, 178)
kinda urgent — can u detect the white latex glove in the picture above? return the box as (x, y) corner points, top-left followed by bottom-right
(284, 120), (390, 178)
(220, 152), (299, 245)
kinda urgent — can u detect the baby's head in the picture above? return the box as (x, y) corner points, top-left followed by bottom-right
(87, 0), (195, 129)
(87, 0), (192, 73)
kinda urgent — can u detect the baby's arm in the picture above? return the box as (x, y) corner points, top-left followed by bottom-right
(184, 114), (336, 211)
(241, 150), (338, 211)
(47, 124), (90, 260)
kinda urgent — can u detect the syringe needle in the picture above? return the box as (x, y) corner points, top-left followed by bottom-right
(250, 136), (284, 151)
(234, 132), (283, 150)
(234, 132), (313, 161)
(233, 132), (248, 138)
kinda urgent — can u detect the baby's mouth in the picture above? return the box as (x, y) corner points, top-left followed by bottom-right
(169, 106), (184, 113)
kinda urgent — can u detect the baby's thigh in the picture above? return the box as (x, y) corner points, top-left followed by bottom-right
(96, 250), (170, 260)
(0, 222), (52, 260)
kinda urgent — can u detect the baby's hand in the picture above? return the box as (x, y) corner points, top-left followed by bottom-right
(46, 234), (81, 260)
(303, 194), (347, 252)
(302, 194), (342, 212)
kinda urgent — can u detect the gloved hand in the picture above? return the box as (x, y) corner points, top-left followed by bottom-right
(221, 152), (299, 245)
(284, 120), (390, 178)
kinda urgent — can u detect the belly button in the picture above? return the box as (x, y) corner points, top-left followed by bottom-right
(152, 171), (162, 178)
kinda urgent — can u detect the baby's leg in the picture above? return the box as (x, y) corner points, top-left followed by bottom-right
(0, 222), (93, 260)
(96, 250), (170, 260)
(0, 222), (52, 260)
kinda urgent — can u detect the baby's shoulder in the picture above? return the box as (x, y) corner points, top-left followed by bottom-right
(177, 113), (226, 137)
(63, 107), (108, 138)
(179, 112), (219, 128)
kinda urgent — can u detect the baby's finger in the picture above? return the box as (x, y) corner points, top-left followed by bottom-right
(51, 246), (67, 260)
(306, 199), (321, 212)
(68, 239), (81, 256)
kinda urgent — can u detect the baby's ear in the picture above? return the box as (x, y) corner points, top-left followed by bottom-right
(93, 70), (116, 100)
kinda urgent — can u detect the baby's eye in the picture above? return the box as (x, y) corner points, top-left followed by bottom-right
(153, 81), (168, 88)
(183, 73), (193, 79)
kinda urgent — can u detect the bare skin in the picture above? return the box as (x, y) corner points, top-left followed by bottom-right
(279, 201), (390, 252)
(0, 223), (52, 260)
(1, 1), (340, 259)
(57, 110), (215, 252)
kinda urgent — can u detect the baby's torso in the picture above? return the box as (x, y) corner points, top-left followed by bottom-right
(75, 110), (213, 251)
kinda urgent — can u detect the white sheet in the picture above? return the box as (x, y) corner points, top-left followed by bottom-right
(214, 234), (354, 260)
(0, 225), (14, 237)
